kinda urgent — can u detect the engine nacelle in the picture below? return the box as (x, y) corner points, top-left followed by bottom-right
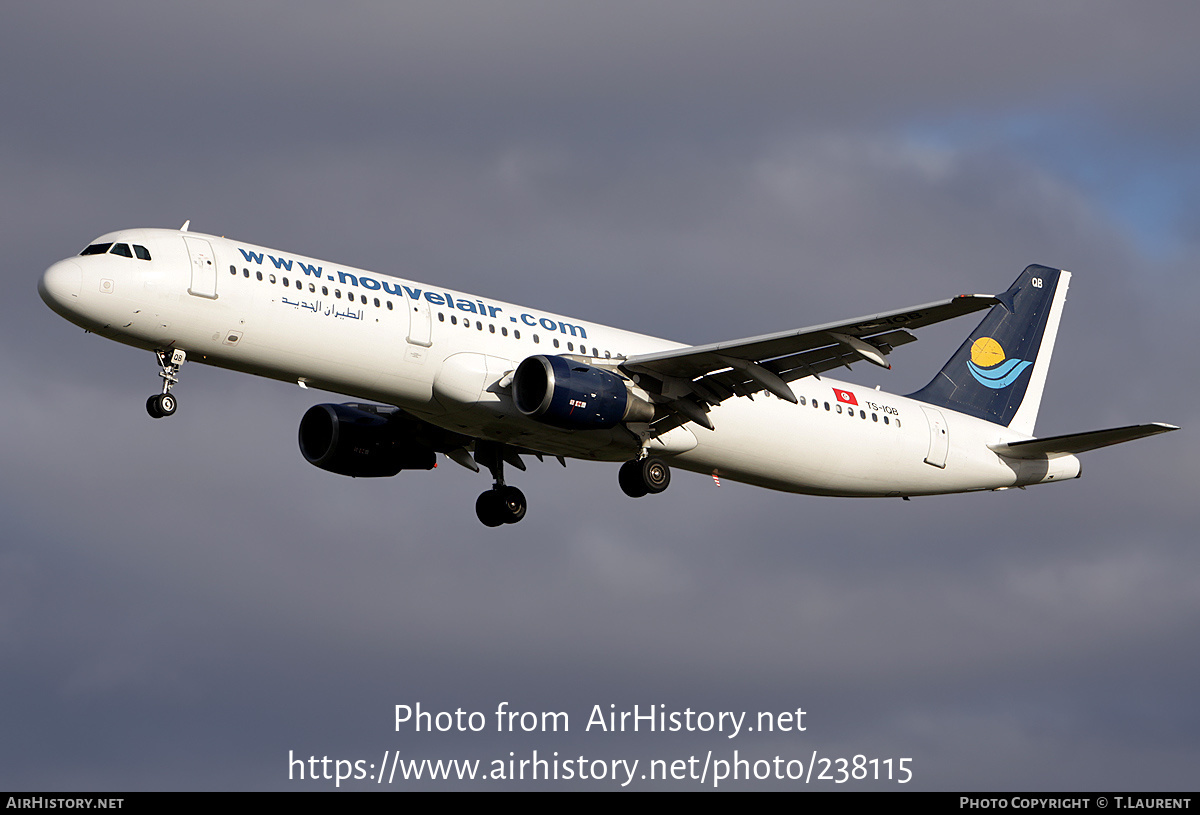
(298, 403), (436, 477)
(512, 355), (655, 430)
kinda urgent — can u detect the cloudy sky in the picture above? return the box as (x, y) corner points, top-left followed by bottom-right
(3, 2), (1197, 790)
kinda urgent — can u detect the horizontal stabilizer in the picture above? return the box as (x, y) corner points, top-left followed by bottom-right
(989, 423), (1179, 460)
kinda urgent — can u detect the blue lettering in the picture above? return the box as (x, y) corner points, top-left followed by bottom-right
(456, 299), (478, 314)
(521, 314), (538, 327)
(296, 262), (322, 277)
(538, 317), (557, 332)
(359, 276), (381, 291)
(268, 255), (294, 271)
(425, 292), (444, 305)
(403, 286), (423, 301)
(381, 280), (404, 296)
(559, 321), (587, 339)
(238, 249), (264, 264)
(337, 271), (358, 287)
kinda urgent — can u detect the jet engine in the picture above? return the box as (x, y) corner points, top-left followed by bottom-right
(512, 355), (655, 430)
(298, 403), (436, 477)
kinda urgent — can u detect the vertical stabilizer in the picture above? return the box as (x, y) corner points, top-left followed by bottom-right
(908, 265), (1069, 435)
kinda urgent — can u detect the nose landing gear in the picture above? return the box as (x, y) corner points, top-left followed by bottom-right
(146, 349), (185, 419)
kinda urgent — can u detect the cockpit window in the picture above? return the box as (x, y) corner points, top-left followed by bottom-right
(80, 243), (112, 256)
(111, 243), (133, 258)
(134, 245), (151, 260)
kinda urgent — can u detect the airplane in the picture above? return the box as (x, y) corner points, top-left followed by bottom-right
(38, 223), (1177, 526)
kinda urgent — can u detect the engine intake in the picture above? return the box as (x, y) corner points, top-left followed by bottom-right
(299, 403), (436, 477)
(512, 355), (654, 430)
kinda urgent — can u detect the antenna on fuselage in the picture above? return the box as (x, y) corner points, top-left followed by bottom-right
(179, 220), (190, 232)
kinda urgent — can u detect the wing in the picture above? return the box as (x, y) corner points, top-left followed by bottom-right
(619, 293), (998, 431)
(988, 423), (1179, 459)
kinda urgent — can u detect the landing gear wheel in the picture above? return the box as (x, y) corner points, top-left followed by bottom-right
(476, 487), (528, 526)
(497, 486), (527, 524)
(619, 457), (670, 497)
(476, 491), (505, 527)
(640, 457), (670, 494)
(619, 460), (649, 498)
(146, 393), (176, 419)
(156, 393), (177, 417)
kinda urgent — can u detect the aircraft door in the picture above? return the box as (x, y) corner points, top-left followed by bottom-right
(921, 405), (949, 468)
(405, 292), (433, 347)
(183, 236), (218, 299)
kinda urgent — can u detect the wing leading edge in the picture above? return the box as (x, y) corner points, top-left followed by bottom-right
(619, 293), (998, 430)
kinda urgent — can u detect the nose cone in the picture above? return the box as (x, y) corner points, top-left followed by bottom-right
(39, 259), (83, 317)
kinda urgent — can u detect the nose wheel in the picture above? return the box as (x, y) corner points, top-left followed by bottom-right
(146, 349), (186, 419)
(619, 456), (671, 498)
(146, 393), (177, 418)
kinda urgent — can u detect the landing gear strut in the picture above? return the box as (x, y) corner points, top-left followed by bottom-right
(474, 441), (528, 527)
(146, 349), (185, 419)
(619, 456), (671, 498)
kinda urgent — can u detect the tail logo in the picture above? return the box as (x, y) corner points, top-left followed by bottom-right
(967, 337), (1033, 389)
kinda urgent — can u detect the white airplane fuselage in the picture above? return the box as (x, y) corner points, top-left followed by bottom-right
(40, 227), (1084, 509)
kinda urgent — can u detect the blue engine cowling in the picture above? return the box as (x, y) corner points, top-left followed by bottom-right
(299, 403), (436, 477)
(512, 355), (654, 430)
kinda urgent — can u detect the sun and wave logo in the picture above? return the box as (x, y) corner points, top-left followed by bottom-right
(967, 337), (1033, 389)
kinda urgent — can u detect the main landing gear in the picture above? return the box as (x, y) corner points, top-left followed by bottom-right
(473, 441), (528, 527)
(146, 349), (185, 419)
(618, 456), (671, 498)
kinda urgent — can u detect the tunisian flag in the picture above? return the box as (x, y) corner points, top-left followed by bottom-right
(833, 388), (858, 406)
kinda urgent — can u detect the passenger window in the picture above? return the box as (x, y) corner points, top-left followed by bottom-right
(244, 268), (250, 278)
(110, 243), (132, 257)
(134, 245), (151, 260)
(269, 274), (276, 284)
(229, 265), (237, 275)
(386, 301), (393, 310)
(256, 271), (263, 281)
(553, 338), (560, 348)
